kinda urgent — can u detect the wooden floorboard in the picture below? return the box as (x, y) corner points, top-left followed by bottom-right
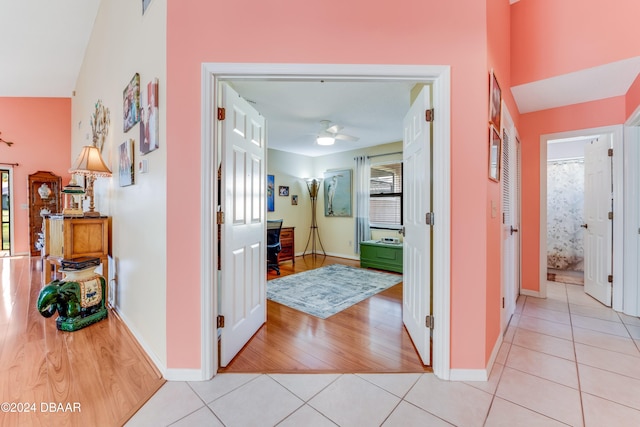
(220, 255), (431, 373)
(0, 257), (165, 427)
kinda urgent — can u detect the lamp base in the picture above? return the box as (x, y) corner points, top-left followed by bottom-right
(83, 211), (102, 218)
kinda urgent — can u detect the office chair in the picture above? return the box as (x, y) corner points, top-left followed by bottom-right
(267, 219), (283, 275)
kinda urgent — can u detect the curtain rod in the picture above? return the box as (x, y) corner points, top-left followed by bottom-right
(0, 162), (19, 166)
(366, 151), (402, 159)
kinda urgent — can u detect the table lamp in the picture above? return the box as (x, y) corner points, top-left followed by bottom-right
(69, 146), (112, 217)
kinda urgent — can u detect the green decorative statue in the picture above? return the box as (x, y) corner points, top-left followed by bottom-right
(37, 265), (108, 332)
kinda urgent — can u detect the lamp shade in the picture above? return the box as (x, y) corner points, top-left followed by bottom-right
(70, 146), (112, 177)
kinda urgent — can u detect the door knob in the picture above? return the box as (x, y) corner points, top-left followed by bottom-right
(510, 226), (519, 235)
(581, 223), (588, 229)
(398, 226), (405, 237)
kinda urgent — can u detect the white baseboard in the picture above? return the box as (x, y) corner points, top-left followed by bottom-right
(295, 251), (359, 261)
(164, 368), (210, 382)
(521, 289), (542, 298)
(449, 333), (503, 382)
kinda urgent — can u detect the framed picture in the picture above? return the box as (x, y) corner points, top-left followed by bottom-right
(119, 139), (135, 187)
(142, 0), (152, 14)
(489, 69), (502, 130)
(279, 186), (289, 196)
(140, 78), (159, 155)
(489, 126), (501, 182)
(291, 195), (298, 205)
(267, 174), (274, 212)
(123, 73), (141, 132)
(324, 169), (352, 217)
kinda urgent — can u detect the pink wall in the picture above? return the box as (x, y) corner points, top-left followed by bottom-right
(511, 0), (640, 86)
(0, 98), (71, 254)
(167, 0), (498, 370)
(626, 74), (640, 118)
(519, 96), (626, 292)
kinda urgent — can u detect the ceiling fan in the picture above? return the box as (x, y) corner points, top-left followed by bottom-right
(316, 120), (359, 145)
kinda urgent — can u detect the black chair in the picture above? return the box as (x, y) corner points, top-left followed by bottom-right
(267, 219), (283, 275)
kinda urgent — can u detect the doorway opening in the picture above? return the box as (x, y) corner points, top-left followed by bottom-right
(1, 168), (13, 256)
(201, 63), (452, 380)
(539, 125), (624, 308)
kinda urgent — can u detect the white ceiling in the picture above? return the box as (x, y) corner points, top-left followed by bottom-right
(2, 0), (638, 157)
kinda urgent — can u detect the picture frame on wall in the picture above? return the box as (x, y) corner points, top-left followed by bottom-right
(140, 78), (159, 155)
(279, 186), (289, 197)
(267, 174), (274, 212)
(489, 69), (502, 131)
(489, 125), (501, 182)
(291, 195), (298, 205)
(119, 139), (135, 187)
(123, 73), (141, 132)
(324, 169), (352, 217)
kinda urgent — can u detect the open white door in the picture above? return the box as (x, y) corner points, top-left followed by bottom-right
(501, 129), (520, 332)
(219, 83), (267, 366)
(402, 85), (432, 365)
(584, 135), (613, 306)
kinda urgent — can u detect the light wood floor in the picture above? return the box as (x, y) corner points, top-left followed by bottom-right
(0, 257), (165, 427)
(220, 255), (431, 373)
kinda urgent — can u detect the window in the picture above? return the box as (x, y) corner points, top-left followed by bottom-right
(369, 162), (402, 228)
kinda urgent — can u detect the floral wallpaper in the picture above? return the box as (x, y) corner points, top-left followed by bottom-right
(547, 159), (584, 271)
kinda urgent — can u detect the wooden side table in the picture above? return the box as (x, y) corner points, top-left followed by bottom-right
(43, 216), (111, 293)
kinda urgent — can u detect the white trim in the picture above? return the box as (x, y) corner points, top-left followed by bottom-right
(164, 369), (206, 382)
(540, 125), (624, 307)
(201, 63), (452, 381)
(521, 289), (544, 298)
(623, 109), (640, 316)
(451, 331), (503, 382)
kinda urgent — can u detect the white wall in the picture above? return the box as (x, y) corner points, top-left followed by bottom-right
(267, 142), (403, 259)
(72, 0), (167, 369)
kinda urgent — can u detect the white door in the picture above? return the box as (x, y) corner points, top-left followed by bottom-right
(501, 130), (520, 332)
(402, 85), (432, 365)
(584, 135), (613, 306)
(219, 83), (267, 366)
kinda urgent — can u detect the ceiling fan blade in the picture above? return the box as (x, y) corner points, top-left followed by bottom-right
(326, 124), (342, 134)
(335, 133), (359, 142)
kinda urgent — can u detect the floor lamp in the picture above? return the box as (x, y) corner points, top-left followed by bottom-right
(303, 178), (326, 258)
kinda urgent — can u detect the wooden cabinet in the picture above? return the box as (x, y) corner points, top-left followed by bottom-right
(28, 171), (61, 256)
(360, 240), (403, 273)
(43, 215), (111, 289)
(278, 226), (295, 264)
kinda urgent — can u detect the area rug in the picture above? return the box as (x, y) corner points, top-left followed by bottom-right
(267, 264), (402, 319)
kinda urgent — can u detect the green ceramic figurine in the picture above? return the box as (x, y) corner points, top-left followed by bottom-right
(37, 260), (108, 332)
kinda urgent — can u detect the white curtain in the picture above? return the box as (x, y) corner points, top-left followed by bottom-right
(354, 155), (371, 254)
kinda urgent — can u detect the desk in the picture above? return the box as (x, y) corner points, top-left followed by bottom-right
(43, 216), (111, 289)
(360, 240), (403, 273)
(278, 226), (295, 264)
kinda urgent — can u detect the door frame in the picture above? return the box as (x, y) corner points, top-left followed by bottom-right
(0, 166), (15, 255)
(201, 63), (452, 380)
(538, 125), (623, 308)
(622, 107), (640, 316)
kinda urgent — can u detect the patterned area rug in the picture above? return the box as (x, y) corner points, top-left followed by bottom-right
(267, 264), (402, 319)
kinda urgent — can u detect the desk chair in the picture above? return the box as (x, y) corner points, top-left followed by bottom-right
(267, 219), (283, 275)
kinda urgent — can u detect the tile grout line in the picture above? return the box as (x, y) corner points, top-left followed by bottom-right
(565, 283), (587, 427)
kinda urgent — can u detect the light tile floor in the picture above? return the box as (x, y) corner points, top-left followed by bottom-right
(127, 282), (640, 426)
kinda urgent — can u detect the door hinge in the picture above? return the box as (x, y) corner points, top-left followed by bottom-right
(608, 275), (613, 283)
(425, 315), (434, 329)
(608, 211), (613, 220)
(217, 211), (225, 224)
(217, 315), (225, 328)
(608, 148), (613, 157)
(425, 108), (434, 122)
(426, 212), (434, 226)
(502, 297), (505, 309)
(217, 107), (226, 121)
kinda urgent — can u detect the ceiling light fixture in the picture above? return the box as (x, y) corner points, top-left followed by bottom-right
(316, 136), (335, 146)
